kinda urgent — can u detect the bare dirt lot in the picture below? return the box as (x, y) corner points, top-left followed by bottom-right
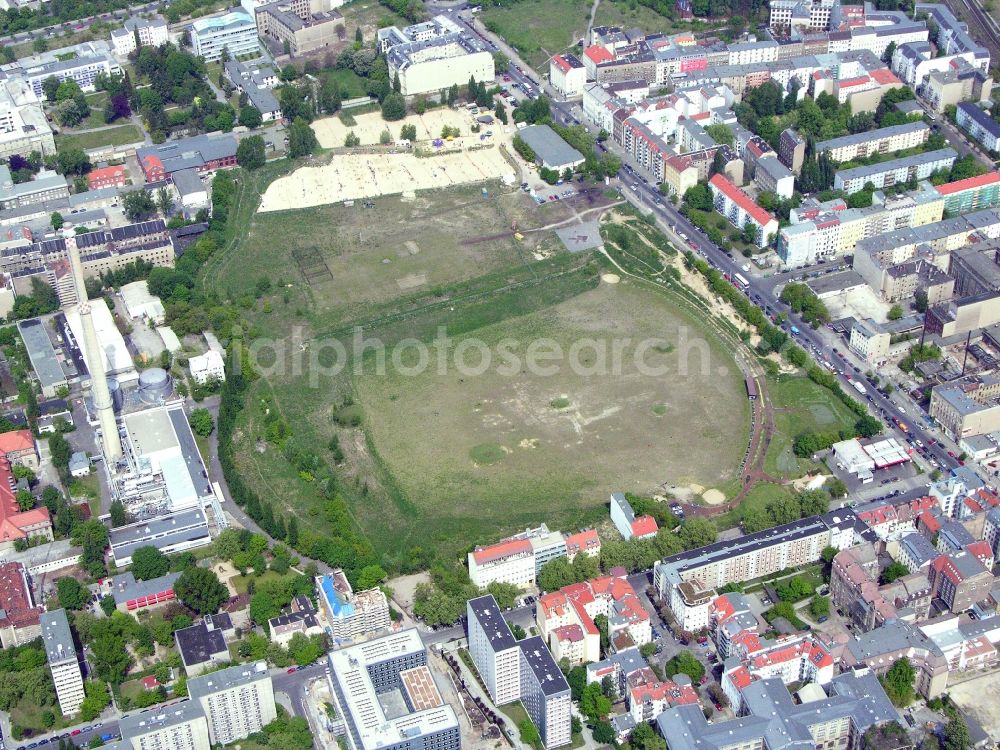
(259, 145), (516, 210)
(313, 109), (486, 148)
(946, 671), (1000, 739)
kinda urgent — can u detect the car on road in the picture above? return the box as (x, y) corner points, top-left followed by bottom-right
(70, 731), (81, 737)
(287, 667), (297, 673)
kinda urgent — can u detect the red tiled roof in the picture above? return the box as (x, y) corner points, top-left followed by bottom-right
(0, 562), (42, 631)
(584, 46), (613, 64)
(965, 540), (993, 566)
(709, 173), (775, 227)
(472, 538), (532, 565)
(838, 75), (872, 89)
(0, 431), (33, 455)
(935, 171), (1000, 196)
(554, 624), (584, 642)
(631, 515), (658, 537)
(0, 456), (50, 543)
(552, 55), (572, 73)
(919, 510), (942, 533)
(869, 68), (900, 85)
(729, 666), (753, 689)
(88, 165), (125, 182)
(565, 529), (600, 556)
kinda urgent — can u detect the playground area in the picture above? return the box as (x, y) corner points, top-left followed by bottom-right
(312, 109), (488, 147)
(258, 145), (517, 211)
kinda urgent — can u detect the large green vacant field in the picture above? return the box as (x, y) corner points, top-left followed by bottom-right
(765, 375), (858, 479)
(55, 123), (144, 151)
(353, 280), (749, 552)
(218, 181), (749, 562)
(480, 0), (592, 67)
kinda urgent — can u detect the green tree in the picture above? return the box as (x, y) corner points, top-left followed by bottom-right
(678, 517), (717, 549)
(593, 721), (616, 744)
(665, 650), (705, 682)
(538, 557), (575, 591)
(71, 520), (109, 575)
(826, 478), (848, 498)
(123, 189), (156, 222)
(485, 581), (519, 609)
(519, 719), (541, 748)
(880, 561), (909, 584)
(356, 564), (388, 590)
(250, 590), (280, 626)
(880, 658), (916, 707)
(109, 499), (128, 528)
(943, 714), (972, 750)
(14, 489), (32, 512)
(188, 408), (214, 437)
(381, 92), (406, 121)
(42, 76), (60, 102)
(56, 576), (86, 610)
(236, 134), (266, 170)
(131, 546), (170, 581)
(50, 212), (64, 231)
(238, 105), (263, 129)
(79, 680), (111, 721)
(287, 117), (319, 157)
(809, 595), (830, 619)
(888, 304), (904, 320)
(175, 567), (228, 615)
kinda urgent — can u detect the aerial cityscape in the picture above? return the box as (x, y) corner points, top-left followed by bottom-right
(1, 0), (1000, 746)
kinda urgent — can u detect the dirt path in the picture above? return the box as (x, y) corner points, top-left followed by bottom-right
(587, 0), (601, 38)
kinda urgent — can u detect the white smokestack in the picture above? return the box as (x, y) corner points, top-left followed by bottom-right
(64, 235), (122, 463)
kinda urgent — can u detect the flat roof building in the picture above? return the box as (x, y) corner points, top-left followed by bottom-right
(175, 614), (233, 676)
(517, 124), (586, 171)
(190, 11), (260, 62)
(109, 507), (212, 567)
(41, 608), (85, 716)
(188, 661), (276, 746)
(328, 629), (460, 750)
(316, 568), (391, 642)
(118, 699), (211, 750)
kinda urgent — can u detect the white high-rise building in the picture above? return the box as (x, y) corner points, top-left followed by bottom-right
(118, 701), (211, 750)
(188, 662), (276, 746)
(40, 609), (85, 717)
(110, 17), (169, 57)
(467, 595), (522, 705)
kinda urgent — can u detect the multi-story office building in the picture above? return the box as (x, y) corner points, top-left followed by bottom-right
(930, 373), (1000, 439)
(316, 568), (391, 640)
(469, 524), (580, 587)
(254, 0), (344, 56)
(519, 636), (572, 749)
(0, 78), (55, 159)
(842, 620), (950, 697)
(188, 662), (276, 746)
(0, 167), (68, 210)
(110, 17), (169, 56)
(956, 102), (1000, 153)
(190, 11), (260, 62)
(118, 701), (212, 750)
(378, 15), (494, 97)
(817, 121), (929, 162)
(834, 148), (957, 192)
(468, 595), (522, 705)
(328, 629), (460, 750)
(41, 609), (85, 716)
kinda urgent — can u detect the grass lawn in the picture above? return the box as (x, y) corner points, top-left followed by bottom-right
(56, 123), (144, 152)
(480, 0), (592, 67)
(324, 68), (368, 99)
(715, 481), (797, 529)
(594, 0), (727, 37)
(230, 569), (304, 595)
(764, 375), (858, 480)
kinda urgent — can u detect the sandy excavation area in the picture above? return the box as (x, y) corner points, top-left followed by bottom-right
(259, 145), (516, 211)
(313, 109), (482, 147)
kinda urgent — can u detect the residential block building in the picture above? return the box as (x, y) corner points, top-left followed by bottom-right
(254, 0), (344, 56)
(329, 629), (461, 750)
(927, 551), (994, 612)
(519, 636), (572, 749)
(610, 492), (658, 540)
(17, 41), (121, 97)
(469, 524), (597, 587)
(468, 595), (522, 705)
(956, 102), (1000, 153)
(708, 173), (779, 247)
(550, 54), (586, 98)
(188, 661), (277, 746)
(0, 562), (43, 648)
(316, 568), (391, 640)
(118, 700), (212, 750)
(930, 372), (1000, 439)
(41, 609), (85, 716)
(137, 134), (238, 181)
(110, 17), (169, 56)
(816, 121), (929, 162)
(834, 148), (957, 192)
(842, 619), (950, 697)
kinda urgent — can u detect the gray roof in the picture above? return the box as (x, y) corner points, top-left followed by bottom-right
(119, 699), (205, 739)
(757, 155), (794, 181)
(468, 595), (516, 651)
(171, 168), (205, 197)
(175, 616), (229, 667)
(110, 570), (181, 605)
(0, 167), (68, 203)
(958, 102), (1000, 139)
(900, 532), (940, 566)
(108, 507), (210, 562)
(17, 318), (67, 390)
(40, 608), (75, 664)
(68, 451), (90, 472)
(817, 121), (928, 154)
(136, 134), (237, 176)
(187, 660), (270, 699)
(846, 619), (943, 662)
(836, 148), (957, 184)
(939, 520), (975, 549)
(517, 124), (585, 169)
(518, 635), (569, 696)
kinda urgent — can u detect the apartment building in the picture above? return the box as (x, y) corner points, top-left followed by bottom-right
(708, 173), (779, 247)
(254, 0), (344, 56)
(655, 512), (875, 630)
(0, 167), (68, 210)
(0, 562), (43, 648)
(779, 128), (806, 174)
(956, 102), (1000, 153)
(190, 11), (260, 62)
(188, 662), (277, 746)
(519, 636), (572, 749)
(110, 17), (169, 56)
(468, 595), (522, 705)
(849, 319), (891, 366)
(627, 669), (699, 722)
(328, 629), (460, 750)
(316, 568), (391, 640)
(118, 701), (212, 750)
(937, 172), (1000, 217)
(41, 609), (85, 716)
(928, 551), (994, 612)
(536, 572), (651, 665)
(930, 373), (1000, 439)
(0, 78), (55, 159)
(920, 614), (1000, 672)
(755, 155), (794, 200)
(658, 672), (898, 750)
(924, 61), (993, 113)
(224, 60), (281, 122)
(949, 244), (1000, 296)
(565, 529), (601, 560)
(138, 134), (238, 181)
(842, 619), (950, 696)
(610, 492), (658, 540)
(768, 0), (835, 32)
(834, 148), (957, 192)
(17, 41), (121, 97)
(550, 53), (586, 98)
(817, 121), (929, 163)
(379, 15), (493, 97)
